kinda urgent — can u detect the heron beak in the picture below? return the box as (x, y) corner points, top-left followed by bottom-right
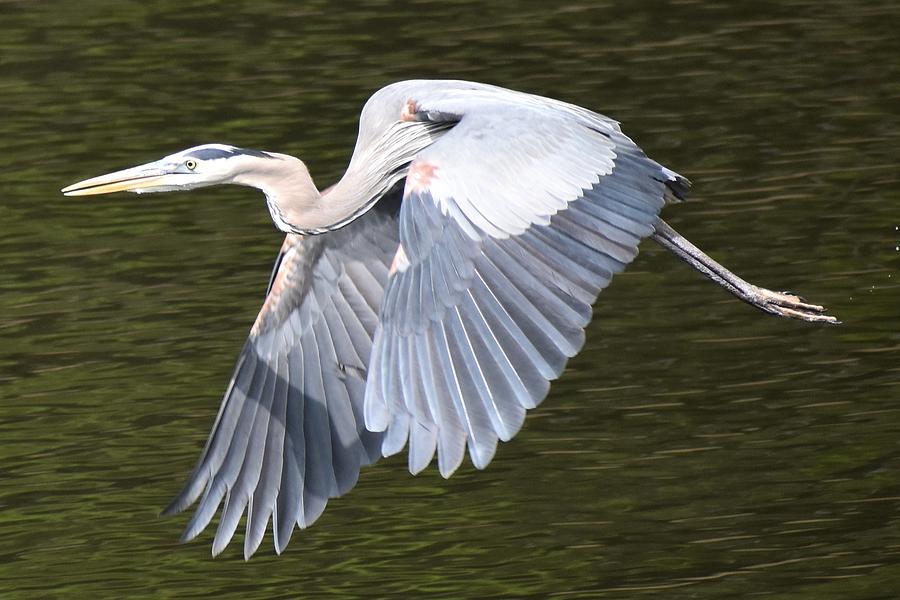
(61, 162), (172, 196)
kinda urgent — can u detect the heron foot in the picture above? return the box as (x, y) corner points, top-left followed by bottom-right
(651, 218), (840, 325)
(750, 287), (840, 324)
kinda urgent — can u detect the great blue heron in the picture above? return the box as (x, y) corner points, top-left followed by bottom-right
(62, 79), (837, 558)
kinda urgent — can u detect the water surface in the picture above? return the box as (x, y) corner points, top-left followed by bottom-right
(1, 0), (899, 597)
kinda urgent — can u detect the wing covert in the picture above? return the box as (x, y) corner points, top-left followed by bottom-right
(365, 93), (689, 477)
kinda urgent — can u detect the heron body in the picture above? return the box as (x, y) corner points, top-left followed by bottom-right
(62, 79), (836, 558)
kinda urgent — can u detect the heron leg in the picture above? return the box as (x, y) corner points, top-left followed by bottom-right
(651, 218), (839, 324)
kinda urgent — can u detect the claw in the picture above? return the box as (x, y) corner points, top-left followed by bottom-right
(755, 287), (839, 324)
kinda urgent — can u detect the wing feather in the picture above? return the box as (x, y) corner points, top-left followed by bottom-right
(366, 86), (689, 476)
(301, 320), (338, 521)
(212, 360), (273, 556)
(419, 331), (466, 477)
(163, 196), (400, 556)
(165, 80), (691, 557)
(274, 343), (305, 552)
(245, 351), (288, 558)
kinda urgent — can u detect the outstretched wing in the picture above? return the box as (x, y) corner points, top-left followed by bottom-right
(163, 193), (401, 558)
(365, 90), (689, 477)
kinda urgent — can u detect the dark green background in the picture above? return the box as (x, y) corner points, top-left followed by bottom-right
(1, 0), (898, 597)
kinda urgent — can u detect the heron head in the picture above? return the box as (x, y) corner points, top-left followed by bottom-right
(61, 144), (280, 196)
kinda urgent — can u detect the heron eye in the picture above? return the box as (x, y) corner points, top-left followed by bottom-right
(185, 159), (197, 171)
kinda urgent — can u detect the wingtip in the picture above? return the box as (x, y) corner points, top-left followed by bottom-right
(273, 511), (296, 555)
(161, 470), (211, 518)
(211, 536), (230, 558)
(272, 510), (287, 555)
(408, 444), (434, 475)
(180, 500), (218, 544)
(160, 497), (186, 518)
(468, 440), (498, 471)
(437, 447), (464, 479)
(661, 168), (691, 203)
(363, 391), (390, 433)
(179, 525), (200, 544)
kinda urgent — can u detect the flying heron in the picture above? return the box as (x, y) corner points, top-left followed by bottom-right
(62, 79), (837, 558)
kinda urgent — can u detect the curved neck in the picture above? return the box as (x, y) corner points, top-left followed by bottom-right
(243, 121), (446, 235)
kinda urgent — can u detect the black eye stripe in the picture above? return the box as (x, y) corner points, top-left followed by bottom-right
(184, 147), (275, 161)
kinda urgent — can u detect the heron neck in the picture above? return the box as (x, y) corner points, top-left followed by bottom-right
(232, 154), (324, 234)
(250, 120), (445, 235)
(310, 121), (448, 233)
(259, 166), (392, 236)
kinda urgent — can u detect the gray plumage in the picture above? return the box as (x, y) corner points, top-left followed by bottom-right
(366, 120), (682, 474)
(163, 194), (400, 557)
(60, 79), (837, 558)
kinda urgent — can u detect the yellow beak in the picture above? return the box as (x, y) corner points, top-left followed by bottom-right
(61, 163), (169, 196)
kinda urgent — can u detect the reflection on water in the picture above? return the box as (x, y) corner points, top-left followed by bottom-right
(1, 0), (899, 597)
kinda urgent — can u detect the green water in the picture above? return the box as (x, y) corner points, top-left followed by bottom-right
(1, 0), (899, 597)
